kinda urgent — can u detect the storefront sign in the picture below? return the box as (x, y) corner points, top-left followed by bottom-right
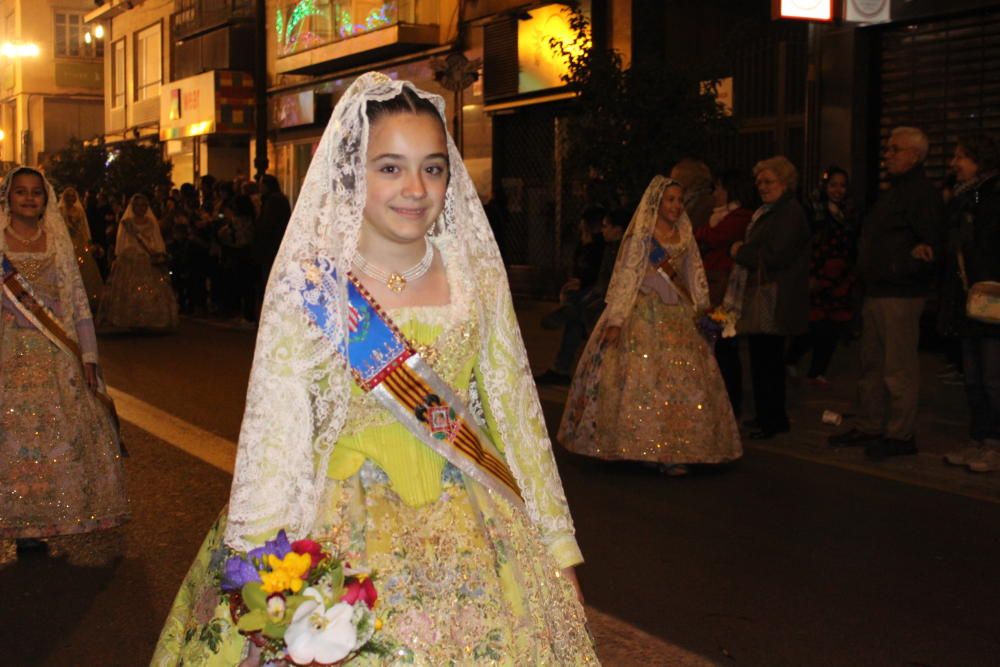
(518, 3), (579, 94)
(702, 77), (734, 116)
(160, 71), (254, 140)
(845, 0), (890, 23)
(54, 62), (103, 89)
(772, 0), (834, 21)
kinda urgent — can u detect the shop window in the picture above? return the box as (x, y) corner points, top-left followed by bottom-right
(136, 23), (162, 101)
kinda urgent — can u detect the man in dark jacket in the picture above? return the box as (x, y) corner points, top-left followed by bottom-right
(253, 175), (291, 283)
(830, 126), (944, 458)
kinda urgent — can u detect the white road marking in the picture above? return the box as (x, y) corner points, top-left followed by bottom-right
(110, 386), (719, 666)
(108, 387), (236, 473)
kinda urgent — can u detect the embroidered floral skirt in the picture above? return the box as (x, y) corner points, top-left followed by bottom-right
(152, 463), (598, 666)
(0, 322), (129, 539)
(98, 249), (178, 331)
(560, 293), (742, 464)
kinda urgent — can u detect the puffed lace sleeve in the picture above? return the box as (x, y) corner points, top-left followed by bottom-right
(474, 286), (583, 569)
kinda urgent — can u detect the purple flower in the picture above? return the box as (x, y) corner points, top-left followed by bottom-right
(221, 555), (261, 592)
(247, 529), (292, 566)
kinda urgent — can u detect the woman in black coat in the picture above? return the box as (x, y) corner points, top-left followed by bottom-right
(941, 135), (1000, 472)
(729, 156), (811, 439)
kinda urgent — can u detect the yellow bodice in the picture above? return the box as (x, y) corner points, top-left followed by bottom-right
(326, 304), (481, 507)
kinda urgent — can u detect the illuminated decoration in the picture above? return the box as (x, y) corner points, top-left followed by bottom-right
(274, 1), (398, 55)
(276, 0), (324, 55)
(771, 0), (834, 21)
(336, 2), (396, 40)
(94, 24), (104, 39)
(518, 4), (584, 94)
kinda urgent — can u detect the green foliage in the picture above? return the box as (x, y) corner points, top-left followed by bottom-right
(550, 8), (732, 204)
(106, 142), (173, 199)
(242, 582), (267, 610)
(44, 138), (171, 197)
(43, 138), (106, 194)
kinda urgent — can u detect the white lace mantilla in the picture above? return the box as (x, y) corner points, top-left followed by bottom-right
(225, 73), (579, 562)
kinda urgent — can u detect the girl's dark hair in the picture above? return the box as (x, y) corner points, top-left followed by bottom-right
(716, 168), (756, 208)
(7, 167), (48, 208)
(957, 134), (1000, 173)
(818, 165), (849, 201)
(365, 87), (444, 128)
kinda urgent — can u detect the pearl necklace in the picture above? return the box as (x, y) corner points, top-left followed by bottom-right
(5, 223), (44, 245)
(354, 240), (435, 293)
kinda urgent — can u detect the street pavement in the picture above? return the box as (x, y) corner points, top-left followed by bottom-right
(4, 305), (1000, 666)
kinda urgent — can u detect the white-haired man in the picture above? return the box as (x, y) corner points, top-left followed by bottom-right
(829, 126), (944, 458)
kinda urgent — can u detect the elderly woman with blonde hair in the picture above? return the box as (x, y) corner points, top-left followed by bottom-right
(723, 155), (811, 439)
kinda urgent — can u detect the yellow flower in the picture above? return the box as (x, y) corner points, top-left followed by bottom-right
(260, 552), (313, 595)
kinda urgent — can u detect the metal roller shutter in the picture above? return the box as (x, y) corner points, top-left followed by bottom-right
(878, 11), (1000, 185)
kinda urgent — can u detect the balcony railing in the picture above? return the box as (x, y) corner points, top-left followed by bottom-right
(275, 0), (436, 57)
(173, 0), (253, 41)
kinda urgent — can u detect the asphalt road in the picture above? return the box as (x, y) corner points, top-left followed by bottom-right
(5, 319), (999, 666)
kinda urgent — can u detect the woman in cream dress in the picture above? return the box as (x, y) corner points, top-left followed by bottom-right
(99, 193), (178, 331)
(560, 176), (742, 476)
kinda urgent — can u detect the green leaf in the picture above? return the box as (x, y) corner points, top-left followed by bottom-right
(242, 582), (267, 611)
(263, 621), (287, 640)
(237, 609), (267, 633)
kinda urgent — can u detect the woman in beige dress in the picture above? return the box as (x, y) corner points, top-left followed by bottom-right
(58, 186), (103, 311)
(559, 175), (742, 475)
(99, 193), (178, 331)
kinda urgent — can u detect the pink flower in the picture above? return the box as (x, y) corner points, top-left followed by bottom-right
(341, 577), (378, 609)
(291, 539), (326, 570)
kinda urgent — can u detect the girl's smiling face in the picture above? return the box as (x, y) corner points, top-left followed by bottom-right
(658, 184), (685, 225)
(362, 112), (449, 246)
(8, 172), (47, 222)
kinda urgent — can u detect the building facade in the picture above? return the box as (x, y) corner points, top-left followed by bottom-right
(87, 0), (258, 184)
(0, 0), (104, 167)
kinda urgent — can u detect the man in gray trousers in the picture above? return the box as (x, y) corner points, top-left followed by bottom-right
(829, 126), (944, 458)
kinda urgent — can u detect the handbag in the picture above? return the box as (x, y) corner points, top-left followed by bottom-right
(737, 262), (778, 334)
(958, 250), (1000, 324)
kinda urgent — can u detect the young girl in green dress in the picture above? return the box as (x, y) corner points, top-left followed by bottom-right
(152, 73), (597, 666)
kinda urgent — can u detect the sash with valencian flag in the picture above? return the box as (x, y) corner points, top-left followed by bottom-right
(1, 252), (125, 454)
(300, 257), (524, 510)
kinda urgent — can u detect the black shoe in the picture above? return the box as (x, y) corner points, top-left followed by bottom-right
(534, 370), (571, 386)
(828, 428), (882, 447)
(865, 437), (917, 460)
(748, 425), (790, 440)
(15, 538), (48, 556)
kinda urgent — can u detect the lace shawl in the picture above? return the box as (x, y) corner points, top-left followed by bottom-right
(0, 167), (93, 343)
(224, 72), (579, 556)
(603, 175), (710, 327)
(116, 196), (166, 255)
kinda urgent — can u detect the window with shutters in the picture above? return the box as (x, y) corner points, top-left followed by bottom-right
(112, 39), (126, 108)
(878, 11), (1000, 185)
(55, 11), (102, 58)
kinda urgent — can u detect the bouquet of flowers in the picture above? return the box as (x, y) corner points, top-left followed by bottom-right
(220, 530), (383, 666)
(696, 308), (728, 344)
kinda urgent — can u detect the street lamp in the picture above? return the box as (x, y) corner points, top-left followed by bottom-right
(0, 42), (40, 58)
(85, 23), (105, 46)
